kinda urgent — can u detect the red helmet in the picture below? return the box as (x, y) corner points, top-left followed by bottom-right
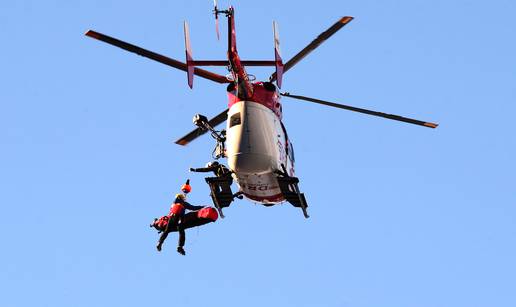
(181, 179), (191, 194)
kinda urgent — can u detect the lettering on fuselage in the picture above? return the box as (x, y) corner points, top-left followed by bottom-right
(239, 183), (279, 191)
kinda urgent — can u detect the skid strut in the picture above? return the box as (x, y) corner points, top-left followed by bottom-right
(276, 164), (309, 218)
(205, 176), (239, 218)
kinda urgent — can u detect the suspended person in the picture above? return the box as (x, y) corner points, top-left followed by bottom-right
(154, 180), (204, 255)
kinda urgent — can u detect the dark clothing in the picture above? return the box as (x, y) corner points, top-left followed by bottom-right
(192, 164), (235, 212)
(176, 200), (204, 212)
(158, 200), (204, 250)
(158, 214), (184, 248)
(191, 164), (231, 178)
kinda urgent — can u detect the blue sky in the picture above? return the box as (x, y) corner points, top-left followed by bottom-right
(1, 1), (515, 306)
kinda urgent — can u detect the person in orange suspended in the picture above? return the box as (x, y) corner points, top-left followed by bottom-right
(155, 180), (204, 255)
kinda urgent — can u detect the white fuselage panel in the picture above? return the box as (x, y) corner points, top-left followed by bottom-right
(226, 101), (292, 204)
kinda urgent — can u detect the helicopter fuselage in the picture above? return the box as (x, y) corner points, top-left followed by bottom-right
(225, 83), (295, 204)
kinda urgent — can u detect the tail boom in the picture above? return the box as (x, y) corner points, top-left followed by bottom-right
(226, 6), (253, 99)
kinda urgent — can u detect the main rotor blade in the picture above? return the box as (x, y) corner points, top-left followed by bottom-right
(270, 16), (353, 82)
(175, 109), (229, 146)
(281, 93), (438, 128)
(85, 30), (229, 84)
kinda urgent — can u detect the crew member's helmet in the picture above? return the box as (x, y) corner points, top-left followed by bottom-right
(181, 184), (191, 194)
(206, 161), (220, 168)
(180, 179), (191, 194)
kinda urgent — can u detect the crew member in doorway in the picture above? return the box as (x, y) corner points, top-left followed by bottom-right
(190, 161), (232, 182)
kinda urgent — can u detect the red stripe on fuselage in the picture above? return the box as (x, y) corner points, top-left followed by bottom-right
(227, 82), (282, 119)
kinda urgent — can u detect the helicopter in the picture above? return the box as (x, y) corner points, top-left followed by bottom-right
(85, 4), (438, 219)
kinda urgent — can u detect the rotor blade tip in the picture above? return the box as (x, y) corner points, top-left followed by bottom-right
(85, 30), (98, 38)
(340, 16), (354, 23)
(424, 122), (439, 128)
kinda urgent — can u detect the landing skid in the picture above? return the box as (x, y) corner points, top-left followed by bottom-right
(276, 165), (309, 218)
(205, 176), (240, 218)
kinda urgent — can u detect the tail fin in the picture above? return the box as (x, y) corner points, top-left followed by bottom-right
(273, 21), (284, 88)
(184, 21), (194, 88)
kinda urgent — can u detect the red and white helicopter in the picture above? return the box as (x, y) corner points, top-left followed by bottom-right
(86, 4), (438, 218)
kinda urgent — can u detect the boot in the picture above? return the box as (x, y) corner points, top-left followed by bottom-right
(177, 246), (186, 256)
(150, 218), (158, 228)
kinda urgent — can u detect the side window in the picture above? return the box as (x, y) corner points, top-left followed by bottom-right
(229, 112), (241, 128)
(289, 142), (295, 162)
